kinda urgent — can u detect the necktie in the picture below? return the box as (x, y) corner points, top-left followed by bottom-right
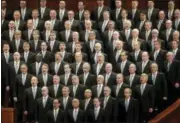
(34, 42), (37, 51)
(129, 75), (133, 87)
(33, 88), (36, 99)
(145, 31), (149, 41)
(76, 63), (80, 74)
(102, 21), (107, 32)
(15, 62), (19, 74)
(158, 20), (162, 30)
(16, 40), (20, 51)
(22, 74), (26, 85)
(50, 41), (54, 51)
(108, 31), (112, 41)
(10, 30), (13, 41)
(21, 9), (25, 20)
(84, 73), (87, 85)
(105, 74), (109, 85)
(98, 7), (102, 19)
(154, 51), (158, 61)
(24, 52), (28, 63)
(152, 74), (156, 85)
(96, 64), (101, 75)
(142, 62), (146, 72)
(135, 51), (138, 61)
(73, 85), (77, 97)
(139, 21), (144, 31)
(167, 62), (171, 71)
(97, 85), (102, 97)
(132, 9), (135, 19)
(63, 97), (67, 109)
(66, 30), (69, 42)
(116, 9), (120, 20)
(126, 30), (129, 41)
(103, 97), (108, 109)
(79, 11), (83, 20)
(166, 29), (170, 40)
(121, 62), (125, 73)
(55, 63), (59, 74)
(85, 31), (89, 42)
(125, 99), (129, 111)
(36, 63), (40, 76)
(43, 74), (47, 86)
(116, 84), (120, 96)
(59, 10), (63, 21)
(141, 84), (144, 95)
(175, 20), (179, 29)
(84, 99), (88, 110)
(73, 109), (78, 121)
(90, 41), (94, 52)
(54, 85), (58, 97)
(148, 8), (152, 20)
(65, 74), (68, 85)
(116, 50), (120, 62)
(15, 21), (19, 30)
(41, 8), (44, 19)
(54, 109), (58, 121)
(94, 108), (98, 120)
(43, 97), (46, 107)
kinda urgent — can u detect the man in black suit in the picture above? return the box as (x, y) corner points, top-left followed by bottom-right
(10, 30), (24, 53)
(103, 63), (116, 88)
(136, 12), (147, 32)
(173, 9), (180, 30)
(110, 0), (123, 21)
(40, 42), (54, 64)
(22, 42), (36, 65)
(146, 0), (159, 25)
(2, 21), (15, 42)
(59, 86), (73, 111)
(38, 63), (53, 87)
(22, 19), (34, 42)
(1, 0), (13, 20)
(87, 98), (106, 123)
(67, 98), (85, 123)
(47, 99), (65, 123)
(171, 40), (180, 61)
(150, 40), (167, 72)
(67, 11), (82, 32)
(164, 52), (180, 104)
(115, 88), (139, 122)
(148, 63), (168, 113)
(30, 30), (43, 53)
(13, 64), (32, 122)
(32, 9), (45, 31)
(166, 1), (175, 20)
(48, 75), (64, 99)
(49, 10), (61, 32)
(91, 75), (104, 98)
(130, 41), (142, 63)
(137, 51), (153, 74)
(30, 54), (43, 76)
(2, 43), (13, 64)
(101, 86), (116, 122)
(69, 75), (86, 100)
(91, 0), (110, 22)
(80, 89), (94, 111)
(128, 0), (140, 26)
(125, 63), (140, 89)
(98, 11), (110, 33)
(1, 11), (9, 33)
(71, 52), (84, 75)
(156, 11), (166, 32)
(112, 73), (129, 99)
(140, 21), (152, 42)
(60, 63), (74, 86)
(59, 42), (73, 63)
(23, 76), (42, 122)
(133, 73), (155, 123)
(50, 52), (65, 75)
(18, 0), (32, 21)
(35, 86), (53, 123)
(38, 0), (50, 21)
(79, 62), (96, 88)
(56, 0), (68, 21)
(92, 53), (107, 75)
(116, 52), (132, 77)
(47, 31), (60, 53)
(75, 1), (85, 21)
(13, 10), (26, 31)
(59, 20), (73, 43)
(160, 20), (175, 49)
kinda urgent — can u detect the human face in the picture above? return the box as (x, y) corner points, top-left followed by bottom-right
(53, 76), (60, 85)
(42, 65), (48, 73)
(31, 77), (38, 87)
(21, 65), (28, 73)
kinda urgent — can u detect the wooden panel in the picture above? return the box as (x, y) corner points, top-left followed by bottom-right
(1, 108), (15, 123)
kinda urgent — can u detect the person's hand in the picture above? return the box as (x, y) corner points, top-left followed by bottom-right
(175, 83), (180, 88)
(149, 108), (153, 113)
(13, 97), (18, 102)
(6, 86), (10, 91)
(24, 111), (28, 115)
(163, 97), (167, 100)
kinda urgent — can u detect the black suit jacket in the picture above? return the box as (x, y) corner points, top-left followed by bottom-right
(127, 38), (147, 52)
(60, 73), (74, 86)
(75, 11), (85, 21)
(56, 9), (68, 21)
(112, 83), (130, 99)
(155, 19), (166, 32)
(173, 19), (180, 30)
(80, 20), (98, 30)
(116, 98), (139, 122)
(1, 53), (14, 64)
(92, 62), (107, 75)
(18, 8), (32, 21)
(48, 84), (64, 98)
(29, 62), (43, 76)
(116, 60), (132, 77)
(23, 87), (42, 113)
(33, 19), (45, 31)
(1, 19), (9, 32)
(38, 73), (53, 87)
(69, 84), (86, 100)
(91, 85), (104, 98)
(59, 30), (73, 43)
(80, 29), (101, 42)
(71, 62), (84, 75)
(80, 99), (94, 111)
(38, 7), (50, 20)
(47, 40), (60, 53)
(67, 109), (85, 123)
(87, 108), (106, 123)
(39, 51), (54, 64)
(49, 61), (65, 75)
(35, 96), (53, 123)
(128, 9), (140, 26)
(98, 20), (110, 32)
(2, 30), (15, 42)
(110, 8), (123, 21)
(173, 49), (180, 61)
(10, 39), (25, 53)
(69, 19), (82, 32)
(59, 96), (73, 111)
(47, 109), (65, 123)
(14, 20), (26, 31)
(61, 51), (73, 63)
(133, 84), (155, 112)
(103, 72), (117, 88)
(136, 60), (154, 74)
(13, 74), (32, 101)
(20, 51), (36, 65)
(146, 8), (159, 25)
(130, 50), (143, 63)
(124, 74), (140, 89)
(29, 40), (43, 53)
(79, 73), (96, 89)
(22, 29), (34, 41)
